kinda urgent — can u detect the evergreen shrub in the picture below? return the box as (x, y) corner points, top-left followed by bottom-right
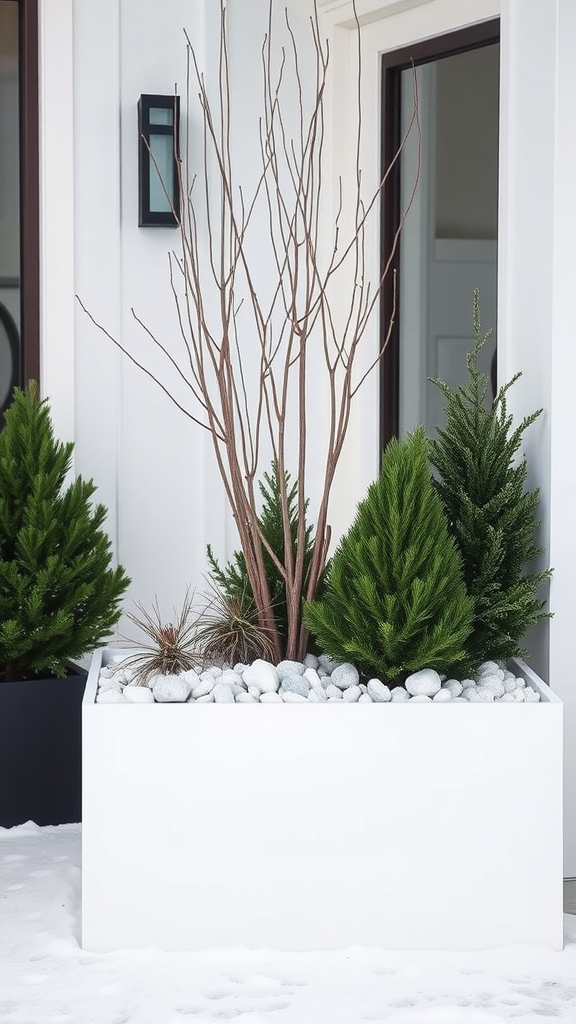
(206, 461), (318, 661)
(0, 384), (130, 681)
(429, 290), (551, 668)
(304, 427), (473, 683)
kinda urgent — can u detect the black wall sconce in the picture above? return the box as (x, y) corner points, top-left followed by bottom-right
(138, 94), (180, 227)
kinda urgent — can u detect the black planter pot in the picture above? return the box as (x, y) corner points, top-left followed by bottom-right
(0, 664), (87, 828)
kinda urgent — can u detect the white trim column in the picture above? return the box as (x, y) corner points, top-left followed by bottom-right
(500, 0), (576, 874)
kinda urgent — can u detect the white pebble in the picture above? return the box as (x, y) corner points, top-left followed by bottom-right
(281, 691), (308, 702)
(433, 688), (452, 702)
(405, 669), (442, 697)
(443, 679), (463, 697)
(98, 678), (123, 694)
(478, 674), (505, 697)
(325, 684), (342, 700)
(259, 691), (283, 703)
(96, 690), (128, 703)
(243, 659), (280, 693)
(358, 693), (373, 703)
(196, 693), (215, 703)
(248, 685), (261, 700)
(235, 692), (258, 703)
(310, 686), (327, 702)
(192, 677), (215, 698)
(478, 661), (500, 676)
(153, 675), (192, 703)
(303, 667), (322, 688)
(410, 694), (432, 702)
(524, 686), (541, 702)
(343, 685), (362, 702)
(213, 683), (235, 703)
(367, 679), (392, 702)
(390, 687), (410, 702)
(477, 687), (496, 701)
(123, 685), (155, 704)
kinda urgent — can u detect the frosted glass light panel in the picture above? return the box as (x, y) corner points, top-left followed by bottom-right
(138, 95), (180, 226)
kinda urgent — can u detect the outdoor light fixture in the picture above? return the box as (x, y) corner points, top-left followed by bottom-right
(138, 94), (180, 227)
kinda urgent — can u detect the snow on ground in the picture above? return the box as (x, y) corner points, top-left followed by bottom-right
(2, 823), (576, 1024)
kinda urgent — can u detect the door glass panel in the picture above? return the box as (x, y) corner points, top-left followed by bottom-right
(398, 44), (499, 437)
(0, 0), (20, 412)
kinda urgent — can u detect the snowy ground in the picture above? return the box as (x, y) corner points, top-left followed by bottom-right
(2, 823), (576, 1024)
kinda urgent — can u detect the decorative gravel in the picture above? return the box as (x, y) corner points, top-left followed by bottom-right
(96, 655), (541, 704)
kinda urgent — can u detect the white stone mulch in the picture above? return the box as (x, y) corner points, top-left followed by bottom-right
(96, 655), (541, 704)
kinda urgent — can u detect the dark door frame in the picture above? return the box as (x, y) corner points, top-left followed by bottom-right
(379, 19), (500, 449)
(17, 0), (40, 387)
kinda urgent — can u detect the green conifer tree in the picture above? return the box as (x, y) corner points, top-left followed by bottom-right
(206, 461), (317, 657)
(428, 290), (551, 668)
(0, 384), (130, 680)
(304, 427), (473, 683)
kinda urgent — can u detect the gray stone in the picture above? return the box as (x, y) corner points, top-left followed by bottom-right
(367, 679), (391, 702)
(331, 663), (360, 690)
(276, 660), (305, 679)
(318, 654), (341, 675)
(303, 653), (320, 670)
(281, 674), (310, 698)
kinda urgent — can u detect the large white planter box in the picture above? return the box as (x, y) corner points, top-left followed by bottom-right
(82, 649), (563, 952)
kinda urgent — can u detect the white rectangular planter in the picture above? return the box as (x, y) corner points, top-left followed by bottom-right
(82, 649), (563, 952)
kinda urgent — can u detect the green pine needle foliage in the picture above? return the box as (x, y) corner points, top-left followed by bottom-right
(0, 383), (130, 680)
(428, 290), (552, 668)
(206, 461), (317, 658)
(304, 427), (474, 683)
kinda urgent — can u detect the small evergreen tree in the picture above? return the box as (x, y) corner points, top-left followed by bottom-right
(428, 290), (551, 667)
(206, 461), (318, 660)
(304, 427), (473, 683)
(0, 384), (130, 681)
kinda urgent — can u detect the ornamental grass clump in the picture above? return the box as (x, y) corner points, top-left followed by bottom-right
(429, 289), (552, 668)
(304, 427), (473, 684)
(0, 383), (130, 681)
(119, 590), (200, 685)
